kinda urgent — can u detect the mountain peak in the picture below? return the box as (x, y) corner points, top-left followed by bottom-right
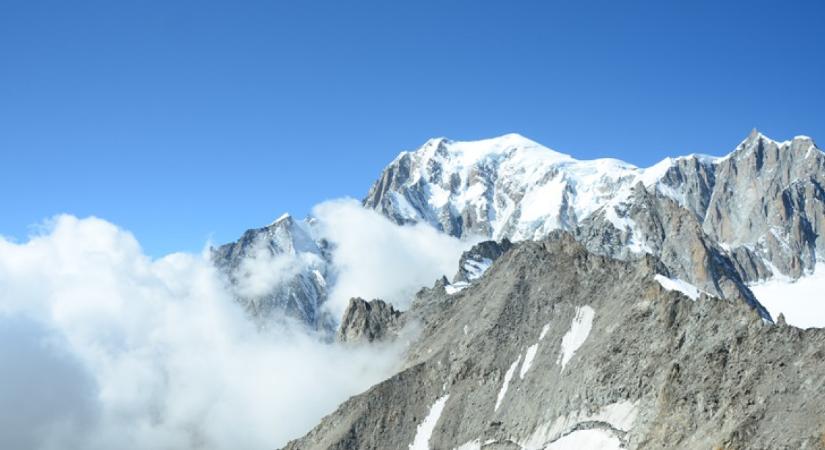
(415, 132), (573, 165)
(740, 128), (774, 147)
(269, 212), (293, 227)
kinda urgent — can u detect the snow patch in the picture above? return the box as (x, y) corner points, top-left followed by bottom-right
(557, 306), (595, 370)
(520, 343), (539, 379)
(751, 262), (825, 328)
(602, 203), (652, 254)
(654, 274), (704, 301)
(463, 257), (493, 280)
(445, 281), (470, 295)
(545, 429), (623, 450)
(539, 323), (551, 340)
(495, 354), (521, 411)
(453, 440), (481, 450)
(520, 400), (639, 450)
(409, 394), (450, 450)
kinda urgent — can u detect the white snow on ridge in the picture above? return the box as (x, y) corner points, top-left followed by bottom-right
(410, 394), (450, 450)
(445, 281), (469, 295)
(557, 306), (595, 371)
(463, 257), (493, 280)
(751, 262), (825, 328)
(495, 354), (521, 411)
(654, 274), (704, 301)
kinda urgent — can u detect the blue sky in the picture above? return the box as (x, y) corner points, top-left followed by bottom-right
(1, 0), (823, 256)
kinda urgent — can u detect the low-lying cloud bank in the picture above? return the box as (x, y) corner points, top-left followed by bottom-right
(0, 214), (428, 449)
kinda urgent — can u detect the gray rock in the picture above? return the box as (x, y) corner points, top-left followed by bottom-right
(703, 130), (825, 279)
(284, 233), (825, 450)
(575, 184), (770, 320)
(453, 239), (513, 283)
(337, 298), (403, 344)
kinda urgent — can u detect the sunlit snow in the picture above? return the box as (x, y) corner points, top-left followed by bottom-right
(409, 394), (450, 450)
(495, 354), (521, 411)
(654, 274), (704, 301)
(751, 262), (825, 328)
(557, 306), (595, 370)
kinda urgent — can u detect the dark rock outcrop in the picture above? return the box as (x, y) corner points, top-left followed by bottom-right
(337, 298), (403, 344)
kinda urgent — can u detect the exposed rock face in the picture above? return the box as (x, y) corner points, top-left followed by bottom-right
(284, 233), (825, 450)
(702, 131), (825, 279)
(574, 184), (769, 319)
(211, 214), (335, 331)
(453, 239), (513, 283)
(337, 298), (402, 344)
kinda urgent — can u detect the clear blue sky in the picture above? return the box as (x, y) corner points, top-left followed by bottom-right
(1, 0), (823, 256)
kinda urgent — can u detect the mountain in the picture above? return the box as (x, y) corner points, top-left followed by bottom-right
(363, 133), (651, 241)
(364, 131), (823, 312)
(211, 214), (335, 332)
(363, 131), (824, 277)
(283, 233), (825, 450)
(215, 130), (824, 330)
(207, 130), (825, 448)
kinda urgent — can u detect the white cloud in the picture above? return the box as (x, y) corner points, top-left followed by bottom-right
(311, 199), (474, 318)
(0, 215), (404, 450)
(232, 236), (325, 299)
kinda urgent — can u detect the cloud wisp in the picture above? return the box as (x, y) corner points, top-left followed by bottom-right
(312, 199), (473, 318)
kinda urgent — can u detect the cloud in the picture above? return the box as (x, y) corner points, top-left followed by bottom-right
(232, 236), (325, 299)
(0, 315), (98, 450)
(312, 199), (474, 318)
(0, 215), (404, 450)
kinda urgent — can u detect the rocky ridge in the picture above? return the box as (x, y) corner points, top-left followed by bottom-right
(284, 233), (825, 450)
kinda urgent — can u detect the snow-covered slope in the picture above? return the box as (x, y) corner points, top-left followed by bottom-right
(363, 133), (712, 244)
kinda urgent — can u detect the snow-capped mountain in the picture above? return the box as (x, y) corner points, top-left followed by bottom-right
(363, 132), (665, 241)
(364, 131), (823, 276)
(211, 214), (335, 331)
(364, 130), (824, 305)
(216, 130), (824, 329)
(211, 130), (825, 448)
